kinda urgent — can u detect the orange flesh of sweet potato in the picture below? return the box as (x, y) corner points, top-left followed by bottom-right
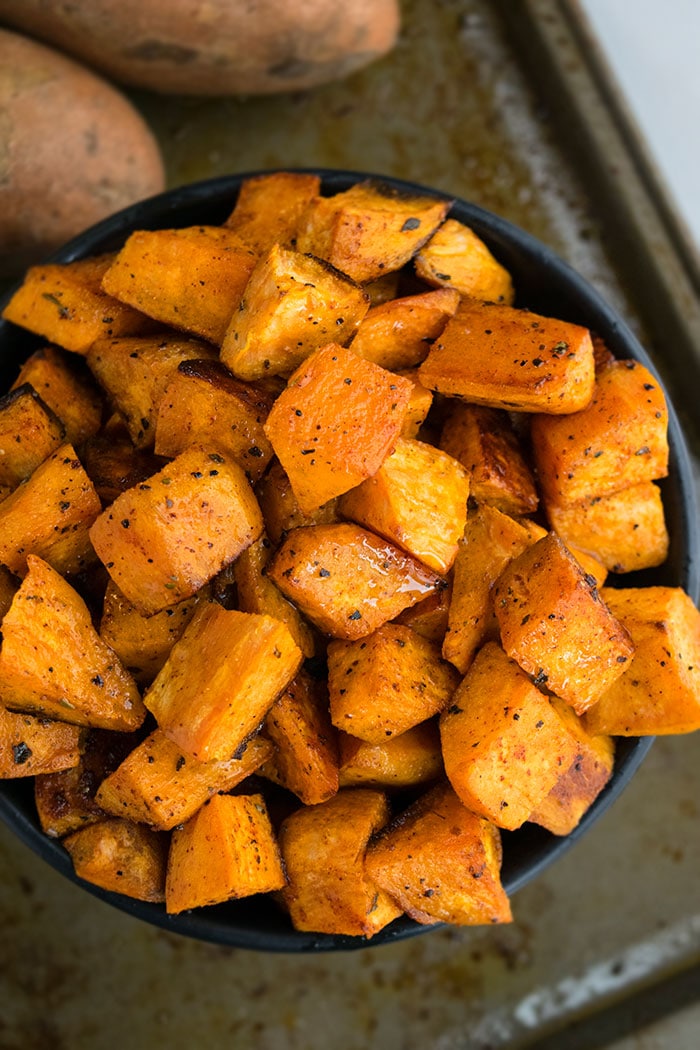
(223, 172), (321, 255)
(254, 459), (340, 547)
(166, 793), (286, 914)
(414, 219), (515, 304)
(0, 384), (65, 490)
(419, 303), (595, 413)
(263, 343), (413, 514)
(63, 818), (167, 902)
(348, 288), (460, 370)
(0, 705), (81, 778)
(0, 555), (145, 731)
(337, 720), (443, 789)
(267, 522), (445, 640)
(366, 781), (512, 925)
(89, 444), (263, 614)
(398, 369), (434, 437)
(394, 583), (451, 644)
(144, 604), (302, 762)
(12, 346), (103, 446)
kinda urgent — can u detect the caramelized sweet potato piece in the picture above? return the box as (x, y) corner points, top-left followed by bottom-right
(366, 781), (512, 925)
(349, 288), (459, 370)
(278, 788), (402, 936)
(414, 219), (514, 304)
(440, 643), (580, 829)
(63, 818), (167, 902)
(338, 720), (443, 788)
(0, 706), (81, 778)
(339, 437), (470, 573)
(89, 445), (263, 614)
(0, 555), (145, 731)
(234, 537), (317, 659)
(80, 418), (167, 506)
(267, 523), (445, 640)
(263, 343), (412, 513)
(144, 605), (302, 762)
(12, 346), (103, 445)
(255, 459), (340, 547)
(419, 303), (595, 413)
(0, 385), (65, 491)
(327, 624), (459, 743)
(101, 227), (257, 344)
(398, 369), (434, 438)
(96, 729), (272, 830)
(223, 172), (321, 254)
(166, 793), (285, 913)
(394, 583), (451, 644)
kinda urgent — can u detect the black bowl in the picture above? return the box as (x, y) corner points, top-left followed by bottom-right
(0, 171), (697, 952)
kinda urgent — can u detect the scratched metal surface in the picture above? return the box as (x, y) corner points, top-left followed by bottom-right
(1, 1), (700, 1047)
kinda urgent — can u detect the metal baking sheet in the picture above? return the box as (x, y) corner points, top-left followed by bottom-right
(1, 1), (699, 1046)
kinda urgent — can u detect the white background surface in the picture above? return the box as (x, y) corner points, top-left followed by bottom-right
(579, 0), (700, 250)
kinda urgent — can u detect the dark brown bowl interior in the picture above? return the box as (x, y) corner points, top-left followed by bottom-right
(0, 170), (697, 952)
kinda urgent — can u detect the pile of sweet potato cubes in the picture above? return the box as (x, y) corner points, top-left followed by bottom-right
(1, 173), (699, 938)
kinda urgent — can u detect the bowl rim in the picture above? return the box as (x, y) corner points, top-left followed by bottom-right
(0, 168), (697, 953)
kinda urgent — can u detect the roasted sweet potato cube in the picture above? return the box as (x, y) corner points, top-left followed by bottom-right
(545, 482), (669, 573)
(398, 369), (434, 438)
(96, 728), (272, 830)
(518, 517), (608, 588)
(419, 303), (595, 413)
(154, 359), (274, 481)
(395, 583), (451, 644)
(101, 227), (258, 344)
(261, 671), (338, 805)
(0, 564), (18, 621)
(443, 505), (534, 674)
(366, 782), (512, 925)
(255, 459), (340, 546)
(0, 706), (81, 778)
(223, 172), (321, 254)
(349, 288), (459, 370)
(339, 437), (470, 574)
(0, 555), (145, 731)
(99, 581), (209, 685)
(328, 624), (459, 743)
(530, 360), (669, 505)
(278, 788), (401, 936)
(220, 245), (369, 380)
(528, 699), (615, 835)
(0, 443), (102, 577)
(87, 335), (216, 448)
(234, 537), (317, 658)
(263, 343), (412, 513)
(12, 346), (104, 445)
(439, 404), (538, 516)
(586, 587), (700, 735)
(414, 219), (514, 304)
(1, 255), (155, 355)
(363, 271), (401, 305)
(493, 534), (634, 714)
(0, 384), (65, 490)
(80, 418), (167, 506)
(440, 642), (580, 829)
(144, 604), (302, 762)
(338, 721), (443, 788)
(63, 819), (167, 902)
(89, 445), (263, 614)
(295, 181), (451, 283)
(166, 793), (285, 913)
(267, 523), (445, 640)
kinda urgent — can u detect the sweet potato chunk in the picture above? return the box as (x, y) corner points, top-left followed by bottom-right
(349, 288), (459, 370)
(395, 584), (451, 644)
(493, 534), (634, 714)
(63, 819), (167, 902)
(586, 587), (700, 735)
(87, 335), (216, 449)
(338, 721), (443, 788)
(254, 460), (340, 546)
(339, 437), (470, 573)
(398, 369), (434, 437)
(101, 227), (257, 344)
(439, 403), (538, 516)
(166, 793), (286, 914)
(2, 255), (155, 355)
(530, 360), (669, 505)
(89, 445), (263, 614)
(154, 359), (274, 482)
(295, 181), (450, 283)
(0, 706), (81, 778)
(12, 346), (103, 445)
(0, 555), (145, 731)
(414, 219), (514, 304)
(0, 385), (65, 491)
(440, 643), (580, 830)
(221, 245), (369, 380)
(234, 537), (317, 659)
(327, 624), (459, 743)
(223, 172), (321, 254)
(0, 443), (101, 577)
(263, 343), (412, 513)
(96, 729), (272, 830)
(366, 782), (512, 925)
(419, 303), (595, 413)
(278, 788), (402, 936)
(262, 671), (339, 805)
(144, 604), (303, 762)
(267, 523), (445, 640)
